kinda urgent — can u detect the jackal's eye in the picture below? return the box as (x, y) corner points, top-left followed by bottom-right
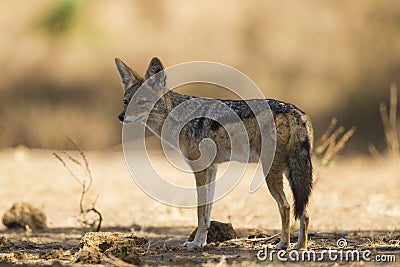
(123, 99), (129, 105)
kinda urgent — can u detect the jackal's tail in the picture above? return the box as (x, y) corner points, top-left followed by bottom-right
(287, 111), (313, 219)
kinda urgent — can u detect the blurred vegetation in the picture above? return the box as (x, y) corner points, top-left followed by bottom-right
(369, 85), (400, 159)
(315, 118), (356, 167)
(37, 0), (81, 36)
(0, 0), (399, 153)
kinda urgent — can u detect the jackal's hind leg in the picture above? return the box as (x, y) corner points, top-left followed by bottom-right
(182, 165), (217, 248)
(265, 169), (290, 250)
(294, 209), (309, 250)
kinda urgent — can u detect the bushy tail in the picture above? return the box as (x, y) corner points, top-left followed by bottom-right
(287, 111), (313, 219)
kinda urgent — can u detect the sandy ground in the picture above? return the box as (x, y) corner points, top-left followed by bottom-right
(0, 147), (399, 265)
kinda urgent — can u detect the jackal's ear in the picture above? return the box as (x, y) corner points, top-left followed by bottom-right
(145, 57), (167, 95)
(115, 58), (142, 90)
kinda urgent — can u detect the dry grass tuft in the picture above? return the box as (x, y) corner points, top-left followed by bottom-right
(369, 84), (399, 159)
(315, 118), (356, 167)
(313, 118), (356, 185)
(53, 138), (102, 231)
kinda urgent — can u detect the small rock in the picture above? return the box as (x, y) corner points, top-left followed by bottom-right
(2, 202), (47, 230)
(338, 232), (348, 238)
(188, 221), (238, 243)
(131, 223), (142, 232)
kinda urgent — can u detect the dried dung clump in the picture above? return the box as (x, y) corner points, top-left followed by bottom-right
(76, 232), (148, 265)
(2, 202), (47, 230)
(189, 221), (238, 243)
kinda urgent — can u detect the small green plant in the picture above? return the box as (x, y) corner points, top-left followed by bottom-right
(369, 84), (399, 159)
(53, 138), (102, 232)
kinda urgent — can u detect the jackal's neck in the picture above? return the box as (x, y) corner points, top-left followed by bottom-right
(145, 91), (189, 137)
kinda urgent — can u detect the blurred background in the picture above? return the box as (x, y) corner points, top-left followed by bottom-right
(0, 0), (399, 154)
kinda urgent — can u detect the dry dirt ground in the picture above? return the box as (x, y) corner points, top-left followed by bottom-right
(0, 147), (399, 265)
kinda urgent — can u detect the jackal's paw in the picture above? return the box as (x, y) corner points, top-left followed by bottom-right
(276, 241), (288, 250)
(294, 241), (307, 250)
(182, 240), (203, 248)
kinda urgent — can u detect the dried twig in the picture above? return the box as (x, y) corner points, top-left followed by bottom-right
(67, 137), (93, 191)
(53, 138), (102, 231)
(53, 152), (82, 186)
(246, 232), (281, 243)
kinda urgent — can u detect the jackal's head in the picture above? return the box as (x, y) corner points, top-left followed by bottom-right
(115, 57), (166, 123)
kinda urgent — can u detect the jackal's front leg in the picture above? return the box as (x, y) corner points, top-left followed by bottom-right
(183, 165), (217, 248)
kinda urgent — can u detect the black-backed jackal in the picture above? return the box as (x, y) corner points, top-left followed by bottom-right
(115, 57), (313, 250)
